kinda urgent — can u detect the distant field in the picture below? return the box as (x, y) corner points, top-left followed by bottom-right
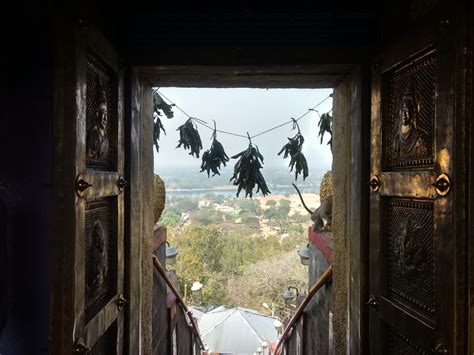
(255, 193), (320, 216)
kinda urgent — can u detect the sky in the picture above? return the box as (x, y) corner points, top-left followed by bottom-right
(153, 87), (333, 175)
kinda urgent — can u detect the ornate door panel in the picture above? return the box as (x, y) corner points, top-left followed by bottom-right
(369, 18), (456, 354)
(53, 21), (125, 354)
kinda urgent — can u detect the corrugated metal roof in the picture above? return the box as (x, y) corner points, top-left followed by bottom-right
(194, 307), (279, 354)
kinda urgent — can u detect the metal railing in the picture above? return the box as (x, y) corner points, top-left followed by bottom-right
(273, 265), (333, 355)
(152, 255), (206, 352)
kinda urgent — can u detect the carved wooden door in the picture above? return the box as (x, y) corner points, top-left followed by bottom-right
(52, 21), (125, 354)
(369, 12), (457, 355)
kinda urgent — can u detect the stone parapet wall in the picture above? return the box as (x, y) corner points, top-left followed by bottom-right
(308, 228), (334, 265)
(304, 227), (333, 355)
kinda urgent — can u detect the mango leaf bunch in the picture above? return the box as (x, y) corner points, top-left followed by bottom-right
(153, 113), (165, 153)
(230, 141), (271, 198)
(176, 118), (203, 158)
(153, 91), (174, 153)
(278, 120), (309, 180)
(318, 112), (332, 149)
(200, 129), (229, 177)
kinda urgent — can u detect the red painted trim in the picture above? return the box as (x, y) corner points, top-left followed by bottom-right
(308, 227), (333, 263)
(152, 226), (167, 252)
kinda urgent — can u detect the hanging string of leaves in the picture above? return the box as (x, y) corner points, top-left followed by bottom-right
(318, 112), (332, 149)
(230, 134), (271, 198)
(278, 119), (309, 181)
(176, 118), (203, 158)
(155, 88), (334, 197)
(200, 122), (230, 177)
(153, 91), (175, 153)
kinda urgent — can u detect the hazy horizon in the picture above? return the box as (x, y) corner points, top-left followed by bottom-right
(154, 88), (333, 178)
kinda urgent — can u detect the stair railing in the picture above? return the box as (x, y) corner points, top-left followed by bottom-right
(273, 265), (333, 355)
(152, 255), (206, 352)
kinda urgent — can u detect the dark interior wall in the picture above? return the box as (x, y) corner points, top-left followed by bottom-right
(469, 3), (474, 351)
(1, 2), (54, 354)
(120, 16), (379, 66)
(107, 3), (380, 66)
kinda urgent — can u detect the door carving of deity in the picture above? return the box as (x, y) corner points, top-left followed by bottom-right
(52, 20), (125, 354)
(368, 7), (464, 355)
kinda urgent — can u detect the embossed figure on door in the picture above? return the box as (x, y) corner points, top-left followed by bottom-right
(89, 219), (108, 290)
(392, 81), (430, 162)
(384, 52), (435, 170)
(86, 55), (117, 170)
(396, 213), (427, 281)
(87, 79), (110, 161)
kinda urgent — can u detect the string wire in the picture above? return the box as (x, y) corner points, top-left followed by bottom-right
(154, 88), (332, 140)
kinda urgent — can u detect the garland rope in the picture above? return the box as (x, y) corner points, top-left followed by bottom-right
(153, 88), (333, 197)
(155, 88), (332, 140)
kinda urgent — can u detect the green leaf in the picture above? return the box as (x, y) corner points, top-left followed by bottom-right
(318, 113), (332, 149)
(200, 137), (229, 177)
(230, 143), (270, 197)
(176, 118), (203, 158)
(278, 131), (309, 181)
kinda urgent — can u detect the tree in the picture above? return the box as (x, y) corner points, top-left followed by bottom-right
(173, 197), (199, 213)
(291, 211), (307, 224)
(263, 208), (277, 222)
(279, 199), (291, 209)
(166, 207), (310, 309)
(160, 209), (181, 226)
(226, 251), (307, 315)
(169, 225), (228, 305)
(237, 199), (262, 215)
(201, 273), (228, 306)
(266, 199), (277, 207)
(275, 199), (291, 222)
(190, 207), (224, 225)
(240, 214), (260, 230)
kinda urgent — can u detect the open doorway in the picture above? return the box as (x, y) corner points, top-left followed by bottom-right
(21, 4), (468, 354)
(151, 87), (334, 353)
(49, 19), (370, 352)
